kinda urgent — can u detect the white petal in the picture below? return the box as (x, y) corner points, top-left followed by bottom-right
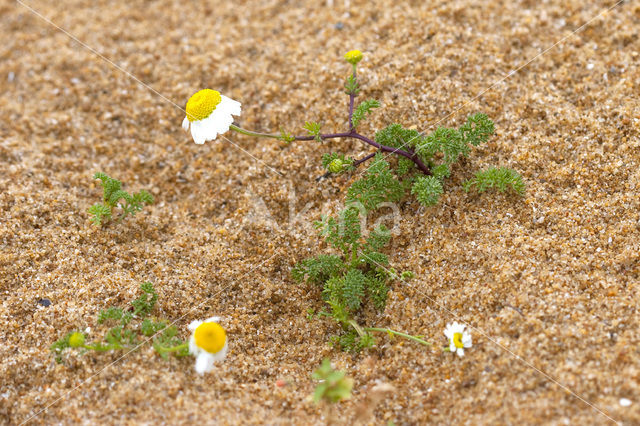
(449, 342), (456, 353)
(195, 352), (215, 374)
(188, 320), (203, 331)
(182, 116), (190, 131)
(462, 333), (472, 348)
(210, 341), (229, 362)
(456, 348), (465, 357)
(188, 335), (201, 356)
(208, 108), (234, 136)
(444, 325), (454, 339)
(190, 121), (209, 144)
(220, 95), (241, 117)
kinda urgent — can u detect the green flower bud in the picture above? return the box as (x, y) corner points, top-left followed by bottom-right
(328, 159), (345, 173)
(68, 332), (85, 348)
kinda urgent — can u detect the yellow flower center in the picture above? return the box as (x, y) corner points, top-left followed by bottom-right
(185, 89), (222, 122)
(194, 321), (226, 353)
(344, 50), (363, 65)
(453, 332), (464, 349)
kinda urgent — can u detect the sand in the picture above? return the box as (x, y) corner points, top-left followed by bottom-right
(1, 0), (639, 424)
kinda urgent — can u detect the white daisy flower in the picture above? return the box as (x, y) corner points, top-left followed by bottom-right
(188, 316), (228, 374)
(444, 322), (472, 357)
(181, 89), (241, 144)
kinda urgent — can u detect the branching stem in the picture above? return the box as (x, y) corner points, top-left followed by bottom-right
(229, 64), (433, 175)
(293, 131), (431, 175)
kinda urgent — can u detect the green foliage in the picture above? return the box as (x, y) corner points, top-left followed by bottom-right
(374, 123), (423, 150)
(330, 115), (520, 208)
(98, 307), (130, 325)
(344, 74), (360, 95)
(140, 319), (167, 337)
(289, 53), (524, 354)
(459, 113), (495, 147)
(417, 127), (468, 165)
(400, 270), (415, 280)
(311, 359), (354, 404)
(278, 127), (295, 143)
(346, 154), (404, 213)
(292, 254), (343, 285)
(88, 204), (112, 226)
(51, 282), (187, 364)
(364, 224), (391, 253)
(295, 206), (405, 351)
(89, 172), (153, 226)
(332, 329), (376, 353)
(411, 176), (444, 206)
(315, 206), (362, 257)
(414, 113), (494, 167)
(321, 153), (354, 174)
(153, 325), (189, 359)
(463, 167), (525, 195)
(363, 271), (390, 310)
(351, 99), (380, 129)
(396, 157), (415, 176)
(304, 121), (323, 142)
(323, 269), (366, 311)
(50, 332), (75, 363)
(431, 163), (451, 180)
(131, 281), (158, 317)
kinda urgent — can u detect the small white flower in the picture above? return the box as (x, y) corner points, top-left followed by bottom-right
(619, 398), (632, 407)
(444, 322), (472, 357)
(181, 89), (241, 144)
(188, 316), (228, 374)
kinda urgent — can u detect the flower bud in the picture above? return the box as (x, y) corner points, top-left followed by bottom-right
(68, 332), (85, 348)
(344, 50), (363, 65)
(329, 159), (345, 173)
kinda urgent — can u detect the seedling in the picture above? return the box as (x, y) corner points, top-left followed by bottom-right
(88, 172), (153, 226)
(50, 282), (188, 363)
(311, 358), (353, 404)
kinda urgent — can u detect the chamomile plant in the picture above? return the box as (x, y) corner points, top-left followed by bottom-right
(51, 282), (228, 373)
(180, 50), (524, 206)
(178, 51), (520, 354)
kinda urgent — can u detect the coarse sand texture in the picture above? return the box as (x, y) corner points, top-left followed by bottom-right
(1, 1), (639, 424)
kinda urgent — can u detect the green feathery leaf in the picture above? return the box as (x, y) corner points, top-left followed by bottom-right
(459, 113), (495, 146)
(411, 175), (444, 206)
(463, 167), (525, 195)
(292, 254), (343, 284)
(346, 154), (404, 213)
(303, 121), (323, 142)
(351, 99), (380, 129)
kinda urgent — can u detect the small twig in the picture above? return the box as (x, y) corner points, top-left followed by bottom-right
(504, 304), (525, 317)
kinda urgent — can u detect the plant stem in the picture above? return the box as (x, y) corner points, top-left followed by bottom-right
(294, 131), (431, 175)
(228, 83), (432, 174)
(159, 342), (189, 354)
(348, 320), (431, 346)
(352, 152), (376, 167)
(348, 94), (355, 131)
(363, 327), (432, 346)
(229, 124), (282, 140)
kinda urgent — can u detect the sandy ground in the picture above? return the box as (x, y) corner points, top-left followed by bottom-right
(1, 0), (639, 424)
